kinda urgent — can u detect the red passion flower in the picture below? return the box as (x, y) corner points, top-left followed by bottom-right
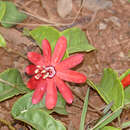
(25, 36), (87, 109)
(121, 74), (130, 88)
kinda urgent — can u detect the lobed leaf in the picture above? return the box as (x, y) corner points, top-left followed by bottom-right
(119, 69), (130, 106)
(12, 92), (67, 117)
(119, 69), (130, 81)
(12, 109), (66, 130)
(124, 87), (130, 106)
(61, 27), (95, 53)
(12, 92), (67, 130)
(94, 68), (124, 111)
(30, 26), (95, 54)
(0, 1), (6, 21)
(30, 26), (60, 51)
(0, 68), (30, 102)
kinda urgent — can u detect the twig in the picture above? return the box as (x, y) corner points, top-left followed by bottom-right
(72, 102), (105, 114)
(118, 116), (121, 128)
(15, 2), (72, 26)
(71, 88), (103, 116)
(71, 0), (86, 24)
(3, 47), (28, 61)
(72, 102), (82, 109)
(0, 21), (52, 26)
(0, 118), (15, 130)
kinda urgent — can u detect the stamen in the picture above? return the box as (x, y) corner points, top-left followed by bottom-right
(41, 70), (46, 73)
(34, 69), (39, 74)
(43, 72), (49, 79)
(36, 65), (41, 68)
(35, 73), (42, 79)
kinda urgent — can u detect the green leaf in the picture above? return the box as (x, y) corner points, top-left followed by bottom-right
(30, 26), (95, 54)
(103, 102), (113, 114)
(12, 109), (66, 130)
(101, 126), (121, 130)
(119, 69), (130, 81)
(1, 1), (27, 28)
(0, 68), (30, 102)
(23, 28), (31, 36)
(12, 92), (66, 130)
(119, 69), (130, 106)
(12, 92), (67, 117)
(124, 86), (130, 106)
(0, 33), (6, 47)
(61, 27), (95, 53)
(30, 26), (60, 51)
(92, 107), (122, 130)
(94, 68), (124, 111)
(122, 121), (130, 129)
(80, 88), (90, 130)
(0, 1), (6, 21)
(128, 0), (130, 2)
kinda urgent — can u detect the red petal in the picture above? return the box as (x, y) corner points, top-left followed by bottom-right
(54, 76), (73, 104)
(27, 76), (39, 90)
(28, 52), (45, 66)
(27, 77), (45, 90)
(45, 79), (57, 109)
(51, 36), (67, 65)
(25, 64), (36, 75)
(32, 80), (46, 104)
(57, 70), (87, 83)
(42, 39), (51, 65)
(121, 74), (130, 88)
(56, 54), (84, 70)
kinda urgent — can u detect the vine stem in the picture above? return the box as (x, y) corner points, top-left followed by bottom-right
(0, 118), (15, 130)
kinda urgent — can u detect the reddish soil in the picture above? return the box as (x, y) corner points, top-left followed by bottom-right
(0, 0), (130, 130)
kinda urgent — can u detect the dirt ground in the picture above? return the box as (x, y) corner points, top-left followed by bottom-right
(0, 0), (130, 129)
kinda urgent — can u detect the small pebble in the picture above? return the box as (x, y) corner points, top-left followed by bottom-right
(98, 22), (107, 30)
(119, 52), (125, 58)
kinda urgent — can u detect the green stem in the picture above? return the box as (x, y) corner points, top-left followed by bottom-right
(80, 87), (90, 130)
(0, 118), (15, 130)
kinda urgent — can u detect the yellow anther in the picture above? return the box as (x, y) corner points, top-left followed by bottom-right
(34, 69), (39, 74)
(43, 73), (49, 79)
(41, 70), (46, 73)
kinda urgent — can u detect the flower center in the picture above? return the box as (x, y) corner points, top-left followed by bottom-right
(34, 65), (56, 80)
